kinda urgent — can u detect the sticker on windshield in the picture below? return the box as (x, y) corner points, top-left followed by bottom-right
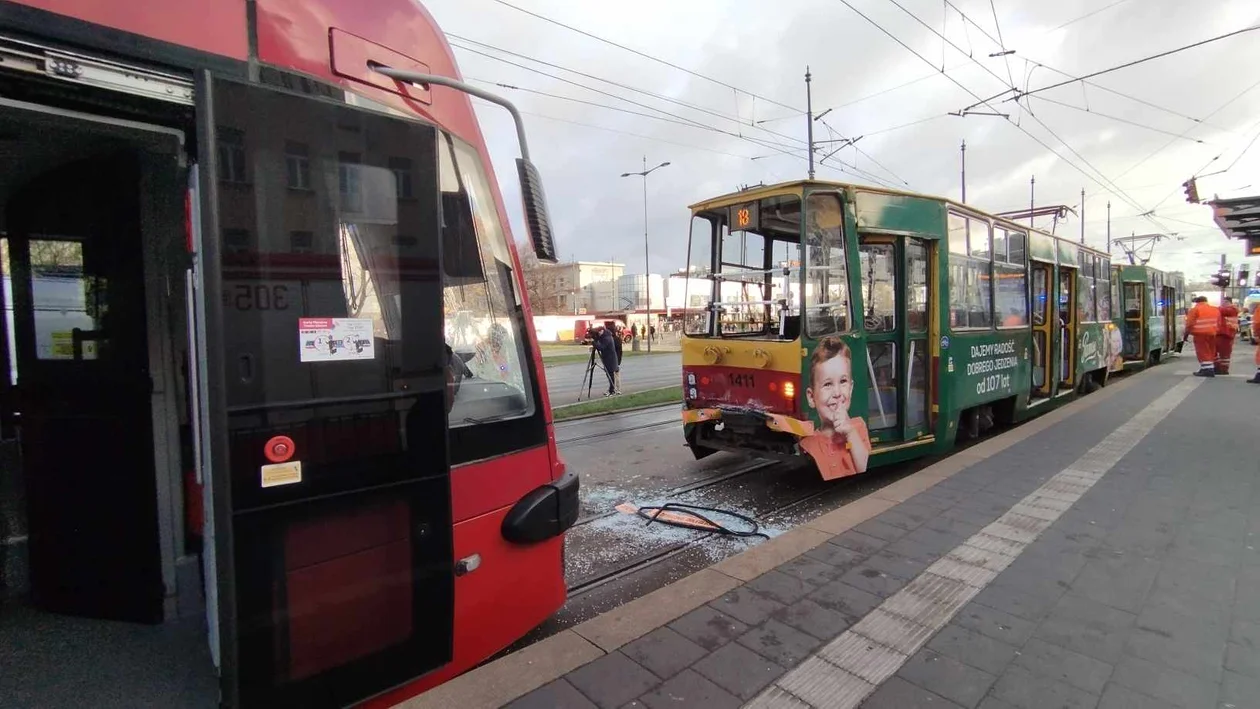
(299, 317), (375, 362)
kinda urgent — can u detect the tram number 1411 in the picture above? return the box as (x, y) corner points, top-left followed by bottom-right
(976, 373), (1011, 395)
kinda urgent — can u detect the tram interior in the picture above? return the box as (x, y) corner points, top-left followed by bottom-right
(0, 102), (217, 707)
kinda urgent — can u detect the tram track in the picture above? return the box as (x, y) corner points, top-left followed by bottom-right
(554, 411), (678, 445)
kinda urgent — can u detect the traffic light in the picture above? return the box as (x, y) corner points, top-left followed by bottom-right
(1183, 178), (1199, 204)
(1209, 270), (1231, 288)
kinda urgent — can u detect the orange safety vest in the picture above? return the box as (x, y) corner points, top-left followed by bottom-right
(1185, 302), (1221, 336)
(1219, 304), (1240, 336)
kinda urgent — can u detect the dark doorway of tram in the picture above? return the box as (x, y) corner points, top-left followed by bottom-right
(1030, 261), (1054, 401)
(0, 100), (216, 708)
(1057, 266), (1077, 393)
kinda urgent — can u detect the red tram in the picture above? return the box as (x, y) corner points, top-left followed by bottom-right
(0, 1), (575, 707)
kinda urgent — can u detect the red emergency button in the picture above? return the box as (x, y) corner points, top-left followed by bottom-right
(264, 436), (296, 463)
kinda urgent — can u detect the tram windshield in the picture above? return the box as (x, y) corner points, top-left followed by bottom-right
(684, 194), (804, 339)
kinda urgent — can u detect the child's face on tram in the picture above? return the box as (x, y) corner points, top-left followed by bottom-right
(807, 350), (853, 428)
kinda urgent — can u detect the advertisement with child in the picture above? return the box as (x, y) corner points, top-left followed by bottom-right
(798, 336), (871, 480)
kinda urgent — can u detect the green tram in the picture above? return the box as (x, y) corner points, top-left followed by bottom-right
(679, 179), (1182, 477)
(1113, 264), (1186, 368)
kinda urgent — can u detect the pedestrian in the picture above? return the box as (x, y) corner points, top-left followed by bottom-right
(1216, 296), (1240, 374)
(1185, 295), (1221, 377)
(593, 325), (619, 396)
(631, 322), (639, 340)
(1251, 310), (1260, 384)
(612, 322), (624, 394)
(649, 323), (656, 342)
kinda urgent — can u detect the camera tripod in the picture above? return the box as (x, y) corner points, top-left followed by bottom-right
(578, 346), (608, 402)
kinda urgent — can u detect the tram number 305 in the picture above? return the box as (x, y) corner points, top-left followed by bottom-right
(225, 284), (290, 311)
(976, 373), (1011, 395)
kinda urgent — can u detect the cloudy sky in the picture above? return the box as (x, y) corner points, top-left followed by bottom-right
(426, 0), (1260, 282)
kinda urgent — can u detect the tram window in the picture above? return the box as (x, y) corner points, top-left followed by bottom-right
(1124, 283), (1143, 317)
(26, 238), (105, 361)
(965, 258), (992, 329)
(992, 229), (1008, 263)
(858, 242), (895, 332)
(684, 216), (716, 335)
(906, 240), (928, 332)
(1081, 255), (1097, 322)
(948, 213), (968, 255)
(1110, 274), (1121, 320)
(440, 134), (536, 424)
(995, 263), (1028, 327)
(1096, 259), (1111, 321)
(805, 193), (849, 337)
(1007, 231), (1027, 264)
(865, 341), (897, 430)
(970, 222), (991, 260)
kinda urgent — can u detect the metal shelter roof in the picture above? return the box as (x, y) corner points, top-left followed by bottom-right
(1208, 194), (1260, 240)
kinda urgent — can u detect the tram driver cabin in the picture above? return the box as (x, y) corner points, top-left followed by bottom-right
(679, 180), (1185, 474)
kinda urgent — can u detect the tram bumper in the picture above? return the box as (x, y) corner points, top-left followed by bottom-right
(501, 469), (580, 544)
(683, 407), (813, 463)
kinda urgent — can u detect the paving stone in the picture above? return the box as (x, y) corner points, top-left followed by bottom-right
(998, 546), (1089, 591)
(505, 679), (598, 709)
(852, 518), (912, 543)
(988, 664), (1099, 709)
(736, 618), (822, 667)
(1167, 530), (1243, 568)
(860, 676), (965, 708)
(908, 491), (957, 512)
(1233, 567), (1260, 621)
(565, 652), (660, 709)
(668, 606), (749, 651)
(831, 530), (890, 555)
(747, 570), (816, 605)
(975, 698), (1019, 709)
(772, 597), (852, 641)
(878, 506), (934, 532)
(1235, 618), (1260, 651)
(808, 579), (884, 622)
(1127, 604), (1228, 681)
(941, 505), (1001, 527)
(1068, 552), (1161, 614)
(884, 530), (961, 564)
(953, 601), (1036, 647)
(1219, 669), (1260, 709)
(1181, 508), (1248, 541)
(839, 565), (912, 598)
(1011, 637), (1113, 696)
(691, 641), (786, 700)
(922, 514), (986, 540)
(925, 624), (1019, 676)
(1109, 654), (1218, 709)
(971, 580), (1064, 622)
(621, 627), (709, 680)
(895, 648), (996, 707)
(804, 541), (866, 571)
(777, 554), (848, 586)
(709, 587), (786, 627)
(1095, 683), (1179, 709)
(1151, 556), (1237, 611)
(1033, 594), (1136, 664)
(637, 669), (740, 709)
(1226, 641), (1260, 678)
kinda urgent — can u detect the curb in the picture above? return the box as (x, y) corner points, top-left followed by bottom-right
(551, 388), (681, 422)
(396, 365), (1160, 709)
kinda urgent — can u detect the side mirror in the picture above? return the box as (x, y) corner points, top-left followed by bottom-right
(517, 158), (557, 263)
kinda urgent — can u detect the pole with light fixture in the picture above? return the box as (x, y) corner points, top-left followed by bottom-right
(621, 156), (670, 352)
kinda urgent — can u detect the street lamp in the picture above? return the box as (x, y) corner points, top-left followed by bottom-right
(621, 156), (670, 352)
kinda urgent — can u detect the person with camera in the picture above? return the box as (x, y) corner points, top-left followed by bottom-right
(593, 323), (621, 396)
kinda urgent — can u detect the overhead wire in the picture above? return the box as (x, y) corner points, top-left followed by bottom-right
(1028, 95), (1211, 144)
(487, 0), (802, 112)
(872, 0), (1167, 225)
(1048, 0), (1132, 33)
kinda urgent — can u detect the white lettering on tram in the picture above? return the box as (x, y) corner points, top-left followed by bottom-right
(967, 339), (1018, 395)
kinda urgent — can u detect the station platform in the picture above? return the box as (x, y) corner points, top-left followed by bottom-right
(401, 350), (1260, 709)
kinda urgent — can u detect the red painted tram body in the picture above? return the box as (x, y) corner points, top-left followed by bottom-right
(0, 1), (574, 707)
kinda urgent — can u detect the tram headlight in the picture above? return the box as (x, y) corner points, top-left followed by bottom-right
(686, 372), (696, 385)
(688, 387), (698, 399)
(782, 381), (795, 399)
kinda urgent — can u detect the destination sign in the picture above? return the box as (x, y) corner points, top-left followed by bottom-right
(729, 202), (759, 232)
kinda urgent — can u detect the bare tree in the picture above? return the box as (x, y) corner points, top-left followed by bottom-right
(519, 245), (560, 314)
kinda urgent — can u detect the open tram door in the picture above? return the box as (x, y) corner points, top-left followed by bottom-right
(1057, 263), (1077, 391)
(1121, 277), (1145, 360)
(194, 75), (456, 708)
(856, 233), (932, 444)
(1030, 259), (1054, 399)
(1161, 283), (1177, 353)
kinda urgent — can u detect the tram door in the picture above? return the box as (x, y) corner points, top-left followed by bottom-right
(1161, 285), (1177, 350)
(1030, 261), (1053, 398)
(857, 236), (931, 442)
(1122, 281), (1145, 358)
(1058, 266), (1077, 390)
(203, 77), (455, 708)
(6, 152), (165, 623)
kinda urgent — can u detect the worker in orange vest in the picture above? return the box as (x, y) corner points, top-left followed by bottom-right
(1250, 308), (1260, 384)
(1216, 296), (1240, 374)
(1184, 295), (1221, 377)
